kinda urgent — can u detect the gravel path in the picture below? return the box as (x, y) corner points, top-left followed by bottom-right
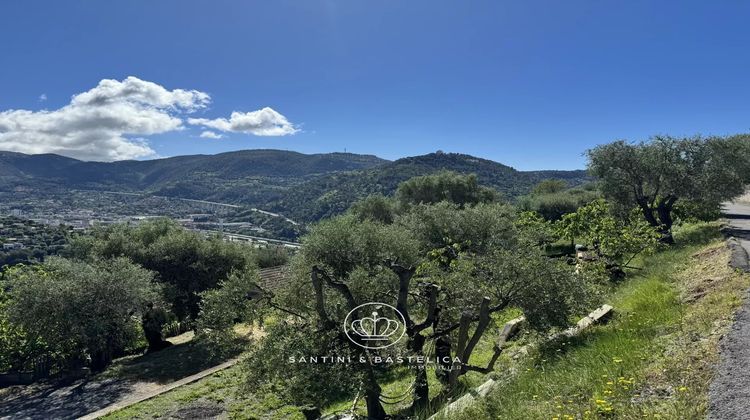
(708, 201), (750, 420)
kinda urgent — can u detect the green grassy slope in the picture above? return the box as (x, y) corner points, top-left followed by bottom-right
(450, 223), (746, 419)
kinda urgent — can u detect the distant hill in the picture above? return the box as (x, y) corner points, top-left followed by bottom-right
(0, 149), (387, 203)
(266, 152), (589, 221)
(0, 149), (386, 187)
(0, 149), (588, 223)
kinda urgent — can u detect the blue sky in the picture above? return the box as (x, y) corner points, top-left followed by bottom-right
(1, 1), (749, 169)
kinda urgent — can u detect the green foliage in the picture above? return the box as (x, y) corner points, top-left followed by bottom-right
(246, 199), (596, 417)
(515, 211), (557, 247)
(4, 257), (159, 370)
(0, 283), (47, 372)
(532, 179), (568, 195)
(396, 171), (498, 207)
(349, 194), (397, 224)
(517, 187), (600, 221)
(67, 218), (253, 320)
(556, 200), (661, 270)
(672, 200), (722, 223)
(587, 135), (750, 239)
(251, 246), (290, 268)
(0, 216), (72, 266)
(299, 214), (420, 280)
(196, 269), (262, 358)
(246, 322), (362, 408)
(396, 202), (517, 255)
(423, 247), (592, 332)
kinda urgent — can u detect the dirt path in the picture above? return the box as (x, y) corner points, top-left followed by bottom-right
(0, 376), (160, 420)
(0, 359), (239, 420)
(0, 333), (239, 420)
(708, 200), (750, 419)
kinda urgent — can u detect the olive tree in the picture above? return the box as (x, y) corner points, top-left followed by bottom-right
(241, 202), (592, 419)
(5, 257), (159, 370)
(395, 170), (498, 207)
(194, 268), (265, 359)
(393, 203), (590, 399)
(555, 200), (660, 278)
(67, 218), (253, 320)
(587, 135), (750, 243)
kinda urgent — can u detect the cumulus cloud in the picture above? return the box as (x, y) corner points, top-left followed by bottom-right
(38, 94), (47, 102)
(199, 130), (223, 139)
(0, 76), (210, 161)
(188, 107), (298, 136)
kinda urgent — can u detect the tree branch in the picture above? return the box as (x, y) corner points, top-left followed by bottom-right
(311, 266), (332, 326)
(463, 317), (523, 374)
(244, 284), (307, 321)
(385, 259), (416, 328)
(267, 300), (307, 321)
(316, 266), (358, 311)
(460, 297), (491, 363)
(448, 310), (473, 386)
(428, 301), (508, 339)
(413, 283), (439, 334)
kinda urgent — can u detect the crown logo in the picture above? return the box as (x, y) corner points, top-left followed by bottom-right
(344, 302), (406, 349)
(351, 311), (400, 341)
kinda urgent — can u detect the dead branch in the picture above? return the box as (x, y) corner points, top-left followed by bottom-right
(463, 317), (523, 374)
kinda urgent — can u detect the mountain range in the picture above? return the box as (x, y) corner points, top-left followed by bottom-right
(0, 149), (589, 222)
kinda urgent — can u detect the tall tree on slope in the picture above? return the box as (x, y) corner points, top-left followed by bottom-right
(587, 135), (750, 243)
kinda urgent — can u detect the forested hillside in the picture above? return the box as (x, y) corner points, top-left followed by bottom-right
(267, 152), (589, 221)
(0, 149), (587, 222)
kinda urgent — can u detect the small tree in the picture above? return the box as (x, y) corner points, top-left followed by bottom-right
(0, 283), (47, 373)
(349, 194), (397, 224)
(195, 269), (264, 359)
(587, 135), (750, 243)
(555, 200), (660, 277)
(67, 218), (253, 320)
(395, 171), (498, 208)
(531, 179), (568, 195)
(5, 257), (159, 370)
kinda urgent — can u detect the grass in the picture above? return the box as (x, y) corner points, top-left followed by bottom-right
(102, 362), (305, 420)
(448, 222), (749, 419)
(99, 323), (256, 384)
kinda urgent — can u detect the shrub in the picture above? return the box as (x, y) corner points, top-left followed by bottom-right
(195, 269), (262, 359)
(518, 188), (599, 221)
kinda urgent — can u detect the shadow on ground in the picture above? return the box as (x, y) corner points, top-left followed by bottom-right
(0, 377), (134, 419)
(0, 333), (245, 420)
(102, 338), (242, 384)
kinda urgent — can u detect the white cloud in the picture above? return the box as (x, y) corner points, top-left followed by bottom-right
(0, 76), (210, 161)
(188, 107), (298, 136)
(199, 130), (223, 139)
(38, 94), (47, 102)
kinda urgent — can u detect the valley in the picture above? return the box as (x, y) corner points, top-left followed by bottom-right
(0, 149), (588, 240)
